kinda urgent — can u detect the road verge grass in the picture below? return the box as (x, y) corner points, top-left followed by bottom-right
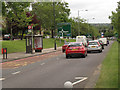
(2, 38), (75, 53)
(95, 41), (118, 88)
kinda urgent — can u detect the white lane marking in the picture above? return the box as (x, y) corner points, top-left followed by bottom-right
(41, 63), (45, 66)
(12, 71), (21, 75)
(72, 77), (88, 85)
(0, 78), (5, 81)
(75, 77), (86, 80)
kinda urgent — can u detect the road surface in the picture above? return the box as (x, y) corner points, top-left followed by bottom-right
(2, 41), (114, 88)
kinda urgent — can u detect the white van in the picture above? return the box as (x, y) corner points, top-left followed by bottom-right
(99, 38), (108, 46)
(76, 36), (87, 46)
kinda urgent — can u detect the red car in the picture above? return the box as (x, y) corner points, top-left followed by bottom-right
(62, 42), (69, 52)
(65, 42), (87, 58)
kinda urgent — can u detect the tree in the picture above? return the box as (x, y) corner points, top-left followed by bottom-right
(109, 1), (120, 38)
(32, 2), (70, 38)
(2, 2), (32, 39)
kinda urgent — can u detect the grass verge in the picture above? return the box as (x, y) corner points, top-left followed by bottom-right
(95, 41), (118, 88)
(2, 38), (75, 53)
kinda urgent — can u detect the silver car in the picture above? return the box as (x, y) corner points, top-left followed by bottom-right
(87, 40), (102, 53)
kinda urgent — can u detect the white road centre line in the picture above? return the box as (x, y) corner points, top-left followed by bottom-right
(12, 71), (21, 75)
(41, 63), (45, 66)
(0, 78), (5, 81)
(72, 77), (88, 86)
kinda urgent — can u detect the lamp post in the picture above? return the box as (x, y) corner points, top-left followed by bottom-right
(88, 18), (95, 39)
(29, 3), (34, 53)
(53, 1), (56, 50)
(78, 10), (88, 35)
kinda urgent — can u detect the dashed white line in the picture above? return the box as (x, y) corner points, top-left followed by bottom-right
(41, 63), (45, 66)
(12, 71), (21, 75)
(0, 78), (5, 81)
(72, 77), (88, 85)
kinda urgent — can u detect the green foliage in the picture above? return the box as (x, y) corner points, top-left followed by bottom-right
(32, 2), (70, 35)
(2, 1), (99, 38)
(2, 2), (32, 35)
(67, 17), (99, 38)
(109, 1), (120, 36)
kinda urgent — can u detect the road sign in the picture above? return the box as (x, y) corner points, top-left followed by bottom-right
(57, 23), (71, 37)
(101, 32), (104, 38)
(28, 25), (32, 30)
(28, 25), (33, 32)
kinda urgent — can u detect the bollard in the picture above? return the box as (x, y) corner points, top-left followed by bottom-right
(64, 81), (73, 88)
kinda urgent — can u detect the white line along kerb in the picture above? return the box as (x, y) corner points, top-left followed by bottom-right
(12, 71), (21, 75)
(72, 77), (88, 86)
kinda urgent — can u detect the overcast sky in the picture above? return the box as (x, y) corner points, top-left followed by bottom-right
(64, 0), (119, 23)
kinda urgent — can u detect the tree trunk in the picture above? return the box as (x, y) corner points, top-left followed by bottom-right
(39, 24), (41, 35)
(51, 29), (54, 38)
(21, 27), (25, 40)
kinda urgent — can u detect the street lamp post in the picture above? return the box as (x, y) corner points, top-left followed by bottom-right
(78, 10), (88, 35)
(29, 3), (34, 53)
(86, 18), (95, 37)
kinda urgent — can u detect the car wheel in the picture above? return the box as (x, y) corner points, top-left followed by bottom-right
(62, 49), (65, 53)
(66, 55), (70, 59)
(99, 50), (102, 53)
(87, 51), (90, 53)
(82, 54), (86, 58)
(102, 46), (104, 49)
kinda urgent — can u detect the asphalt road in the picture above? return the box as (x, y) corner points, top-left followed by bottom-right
(2, 41), (114, 88)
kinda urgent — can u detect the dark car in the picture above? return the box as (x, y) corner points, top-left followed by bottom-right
(3, 34), (15, 40)
(3, 34), (11, 40)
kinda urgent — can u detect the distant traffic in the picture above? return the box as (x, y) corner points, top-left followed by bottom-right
(62, 36), (110, 58)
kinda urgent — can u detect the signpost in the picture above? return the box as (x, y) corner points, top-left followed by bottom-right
(101, 32), (104, 38)
(28, 24), (33, 53)
(57, 23), (71, 38)
(28, 25), (32, 32)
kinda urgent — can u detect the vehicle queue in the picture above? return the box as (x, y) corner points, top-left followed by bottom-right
(62, 36), (109, 59)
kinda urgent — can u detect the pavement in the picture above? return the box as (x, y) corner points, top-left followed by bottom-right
(1, 47), (62, 63)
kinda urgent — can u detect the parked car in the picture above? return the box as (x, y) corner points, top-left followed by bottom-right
(94, 40), (104, 49)
(62, 42), (69, 52)
(3, 34), (14, 40)
(99, 38), (108, 46)
(65, 42), (87, 58)
(87, 40), (102, 53)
